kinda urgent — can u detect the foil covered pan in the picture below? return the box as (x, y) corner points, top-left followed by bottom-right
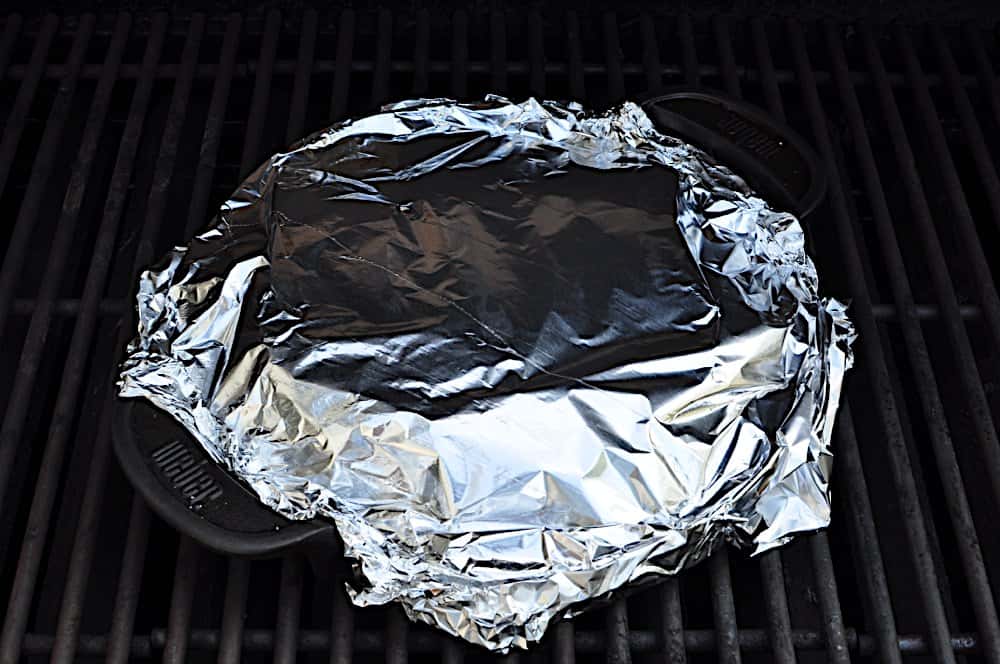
(118, 97), (854, 651)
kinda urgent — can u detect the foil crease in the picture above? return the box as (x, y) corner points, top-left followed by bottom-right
(118, 97), (854, 651)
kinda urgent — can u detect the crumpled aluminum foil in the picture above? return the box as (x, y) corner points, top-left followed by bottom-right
(118, 97), (854, 651)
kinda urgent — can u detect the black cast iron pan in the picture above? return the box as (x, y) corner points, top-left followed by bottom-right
(113, 89), (827, 565)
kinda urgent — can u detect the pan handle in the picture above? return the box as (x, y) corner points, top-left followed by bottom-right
(113, 399), (339, 558)
(640, 89), (827, 219)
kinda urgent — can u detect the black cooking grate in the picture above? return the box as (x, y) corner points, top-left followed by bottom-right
(1, 7), (999, 664)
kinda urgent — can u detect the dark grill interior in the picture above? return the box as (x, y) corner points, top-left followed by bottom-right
(2, 6), (1000, 663)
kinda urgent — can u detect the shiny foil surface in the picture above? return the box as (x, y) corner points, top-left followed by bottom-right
(118, 97), (854, 651)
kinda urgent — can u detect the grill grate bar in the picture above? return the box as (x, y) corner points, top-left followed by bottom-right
(490, 9), (507, 100)
(554, 621), (575, 664)
(932, 26), (1000, 236)
(713, 16), (740, 96)
(106, 498), (153, 664)
(450, 10), (467, 101)
(835, 406), (903, 664)
(787, 18), (960, 664)
(330, 8), (354, 121)
(0, 15), (22, 79)
(566, 11), (585, 100)
(808, 533), (852, 663)
(330, 574), (354, 664)
(758, 553), (797, 664)
(386, 609), (408, 664)
(413, 8), (429, 96)
(239, 8), (280, 177)
(639, 14), (662, 93)
(442, 636), (463, 664)
(659, 574), (686, 662)
(371, 9), (392, 108)
(708, 551), (743, 664)
(15, 627), (985, 656)
(49, 408), (118, 664)
(126, 13), (205, 279)
(275, 557), (306, 664)
(491, 10), (507, 92)
(218, 559), (251, 664)
(181, 13), (242, 241)
(0, 14), (56, 206)
(854, 22), (1000, 662)
(286, 9), (317, 143)
(162, 537), (200, 664)
(528, 9), (544, 97)
(605, 599), (631, 664)
(964, 22), (1000, 127)
(678, 14), (698, 86)
(603, 12), (625, 101)
(750, 18), (784, 120)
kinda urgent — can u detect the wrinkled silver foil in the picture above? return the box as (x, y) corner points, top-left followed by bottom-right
(119, 97), (854, 651)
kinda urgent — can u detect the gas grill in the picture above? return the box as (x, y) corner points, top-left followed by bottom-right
(2, 5), (1000, 663)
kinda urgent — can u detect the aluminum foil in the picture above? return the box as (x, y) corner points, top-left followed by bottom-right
(118, 97), (854, 651)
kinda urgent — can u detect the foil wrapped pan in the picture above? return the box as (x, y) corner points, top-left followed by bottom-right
(118, 97), (854, 651)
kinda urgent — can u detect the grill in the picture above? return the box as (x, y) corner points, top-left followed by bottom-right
(1, 5), (1000, 663)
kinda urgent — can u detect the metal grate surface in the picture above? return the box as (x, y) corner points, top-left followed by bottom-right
(1, 7), (1000, 664)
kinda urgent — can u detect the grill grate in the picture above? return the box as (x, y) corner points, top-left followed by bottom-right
(1, 8), (1000, 664)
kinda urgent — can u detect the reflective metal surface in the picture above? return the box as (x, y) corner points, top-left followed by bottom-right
(118, 97), (854, 651)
